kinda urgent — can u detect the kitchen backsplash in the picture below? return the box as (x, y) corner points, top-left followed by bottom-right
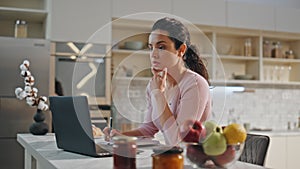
(113, 80), (300, 131)
(213, 87), (300, 131)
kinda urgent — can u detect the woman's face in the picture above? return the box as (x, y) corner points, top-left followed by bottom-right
(148, 29), (181, 71)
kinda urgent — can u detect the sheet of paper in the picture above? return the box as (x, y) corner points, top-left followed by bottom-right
(94, 136), (160, 147)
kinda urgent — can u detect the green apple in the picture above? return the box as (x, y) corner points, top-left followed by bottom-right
(203, 120), (217, 137)
(202, 126), (227, 156)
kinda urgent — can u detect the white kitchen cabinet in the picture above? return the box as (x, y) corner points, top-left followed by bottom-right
(286, 136), (300, 169)
(0, 0), (48, 39)
(265, 136), (287, 169)
(275, 7), (300, 33)
(172, 0), (226, 27)
(227, 0), (276, 31)
(49, 0), (111, 43)
(112, 0), (172, 21)
(264, 135), (300, 169)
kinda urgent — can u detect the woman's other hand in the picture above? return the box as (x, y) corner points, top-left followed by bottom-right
(151, 67), (167, 92)
(92, 124), (104, 137)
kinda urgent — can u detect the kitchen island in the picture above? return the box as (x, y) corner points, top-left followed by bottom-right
(17, 133), (268, 169)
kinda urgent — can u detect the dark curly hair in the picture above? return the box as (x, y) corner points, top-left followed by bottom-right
(151, 17), (209, 84)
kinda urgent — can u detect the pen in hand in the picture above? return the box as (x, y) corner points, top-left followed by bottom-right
(109, 117), (113, 140)
(104, 117), (113, 141)
(104, 117), (122, 141)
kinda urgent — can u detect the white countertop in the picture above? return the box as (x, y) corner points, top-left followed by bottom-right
(17, 133), (269, 169)
(249, 129), (300, 137)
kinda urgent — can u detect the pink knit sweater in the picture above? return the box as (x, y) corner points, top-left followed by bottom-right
(138, 69), (211, 145)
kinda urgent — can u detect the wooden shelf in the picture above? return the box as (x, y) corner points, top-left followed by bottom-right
(263, 58), (300, 64)
(112, 49), (150, 55)
(211, 79), (300, 89)
(218, 55), (259, 61)
(0, 0), (48, 38)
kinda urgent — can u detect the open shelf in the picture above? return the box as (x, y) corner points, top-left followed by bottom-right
(0, 0), (48, 38)
(112, 18), (300, 88)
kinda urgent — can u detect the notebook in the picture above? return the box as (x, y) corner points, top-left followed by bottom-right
(49, 96), (112, 157)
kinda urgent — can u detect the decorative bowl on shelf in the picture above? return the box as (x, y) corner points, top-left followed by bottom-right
(232, 74), (255, 80)
(185, 142), (244, 168)
(124, 41), (144, 50)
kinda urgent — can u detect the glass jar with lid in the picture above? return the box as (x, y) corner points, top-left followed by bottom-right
(152, 146), (184, 169)
(244, 38), (252, 56)
(113, 136), (137, 169)
(271, 41), (282, 58)
(263, 40), (272, 58)
(14, 20), (28, 38)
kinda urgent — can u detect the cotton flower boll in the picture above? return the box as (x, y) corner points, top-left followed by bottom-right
(15, 87), (26, 100)
(19, 91), (27, 100)
(24, 85), (32, 93)
(24, 76), (35, 86)
(31, 88), (38, 98)
(15, 87), (23, 97)
(26, 97), (36, 106)
(24, 85), (34, 98)
(23, 60), (30, 68)
(37, 100), (48, 111)
(20, 70), (31, 77)
(40, 96), (47, 102)
(20, 64), (28, 71)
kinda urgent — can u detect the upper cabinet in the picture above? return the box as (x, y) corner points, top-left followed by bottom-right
(172, 0), (226, 27)
(227, 0), (276, 31)
(112, 0), (172, 21)
(275, 7), (300, 33)
(0, 0), (48, 39)
(49, 0), (111, 43)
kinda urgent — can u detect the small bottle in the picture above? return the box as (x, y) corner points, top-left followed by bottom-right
(14, 20), (28, 38)
(287, 121), (291, 130)
(298, 111), (300, 129)
(244, 38), (252, 56)
(152, 146), (184, 169)
(285, 50), (294, 59)
(113, 136), (137, 169)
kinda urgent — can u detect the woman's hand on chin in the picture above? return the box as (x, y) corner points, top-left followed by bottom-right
(151, 67), (167, 92)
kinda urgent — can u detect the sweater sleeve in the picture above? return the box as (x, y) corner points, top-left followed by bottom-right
(137, 84), (159, 137)
(160, 75), (211, 145)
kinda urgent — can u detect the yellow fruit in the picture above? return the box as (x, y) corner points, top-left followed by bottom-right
(223, 123), (247, 145)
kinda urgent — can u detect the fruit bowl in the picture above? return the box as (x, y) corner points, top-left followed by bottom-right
(185, 142), (244, 168)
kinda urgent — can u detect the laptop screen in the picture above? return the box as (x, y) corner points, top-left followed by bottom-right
(49, 96), (108, 157)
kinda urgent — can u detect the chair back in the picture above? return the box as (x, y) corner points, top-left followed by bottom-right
(239, 134), (270, 166)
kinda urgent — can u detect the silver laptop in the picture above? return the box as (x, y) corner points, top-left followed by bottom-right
(49, 96), (112, 157)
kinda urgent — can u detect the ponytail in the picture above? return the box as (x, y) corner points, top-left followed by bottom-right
(184, 44), (210, 85)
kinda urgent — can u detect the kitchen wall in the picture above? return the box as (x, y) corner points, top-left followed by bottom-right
(115, 81), (300, 131)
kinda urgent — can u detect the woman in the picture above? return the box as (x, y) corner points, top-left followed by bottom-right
(104, 17), (211, 145)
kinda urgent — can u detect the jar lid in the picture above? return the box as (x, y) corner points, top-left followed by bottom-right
(153, 146), (183, 155)
(15, 20), (27, 25)
(113, 136), (137, 143)
(273, 41), (281, 45)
